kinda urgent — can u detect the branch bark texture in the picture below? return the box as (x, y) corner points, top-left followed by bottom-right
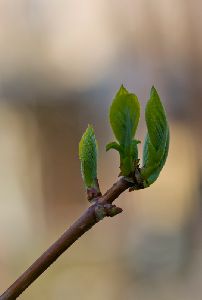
(0, 177), (131, 300)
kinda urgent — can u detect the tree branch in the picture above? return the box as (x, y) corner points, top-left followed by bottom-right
(0, 177), (132, 300)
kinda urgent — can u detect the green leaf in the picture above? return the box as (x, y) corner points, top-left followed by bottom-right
(141, 86), (169, 186)
(143, 131), (169, 186)
(106, 141), (122, 153)
(109, 85), (140, 146)
(119, 139), (140, 175)
(145, 86), (168, 150)
(107, 85), (140, 176)
(79, 125), (98, 189)
(130, 139), (140, 162)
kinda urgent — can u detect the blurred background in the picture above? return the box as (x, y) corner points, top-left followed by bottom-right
(0, 0), (202, 299)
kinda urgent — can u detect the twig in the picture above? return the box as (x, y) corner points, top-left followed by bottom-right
(0, 177), (132, 300)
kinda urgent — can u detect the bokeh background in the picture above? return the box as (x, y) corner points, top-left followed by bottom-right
(0, 1), (202, 299)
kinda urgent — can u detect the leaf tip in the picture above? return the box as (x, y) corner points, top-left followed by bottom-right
(150, 85), (158, 98)
(117, 84), (128, 96)
(87, 123), (94, 132)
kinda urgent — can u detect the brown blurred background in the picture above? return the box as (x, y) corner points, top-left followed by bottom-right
(0, 1), (202, 299)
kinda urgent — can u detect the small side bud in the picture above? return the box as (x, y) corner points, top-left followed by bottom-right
(79, 125), (101, 201)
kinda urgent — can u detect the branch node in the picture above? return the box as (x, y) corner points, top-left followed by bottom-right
(124, 168), (145, 191)
(95, 203), (122, 221)
(105, 204), (123, 217)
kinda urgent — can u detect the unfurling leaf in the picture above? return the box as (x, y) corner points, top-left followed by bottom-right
(106, 141), (122, 153)
(109, 85), (140, 145)
(141, 86), (169, 186)
(79, 125), (98, 189)
(107, 85), (140, 176)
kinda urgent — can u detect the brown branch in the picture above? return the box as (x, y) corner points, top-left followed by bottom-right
(0, 177), (132, 300)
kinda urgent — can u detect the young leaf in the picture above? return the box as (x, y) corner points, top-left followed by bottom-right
(143, 131), (169, 186)
(79, 125), (98, 189)
(107, 85), (140, 176)
(141, 86), (169, 186)
(109, 85), (140, 146)
(106, 141), (122, 153)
